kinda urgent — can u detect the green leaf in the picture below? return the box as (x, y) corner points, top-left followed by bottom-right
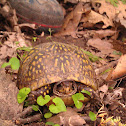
(9, 57), (20, 70)
(81, 49), (102, 62)
(32, 105), (39, 111)
(1, 62), (11, 68)
(17, 87), (31, 103)
(81, 90), (91, 96)
(113, 50), (122, 56)
(101, 68), (112, 75)
(17, 46), (32, 52)
(1, 57), (20, 70)
(37, 95), (50, 106)
(32, 37), (37, 42)
(106, 0), (118, 7)
(49, 97), (66, 114)
(45, 122), (55, 126)
(108, 87), (113, 90)
(89, 111), (97, 121)
(44, 112), (52, 118)
(54, 124), (60, 126)
(72, 93), (84, 109)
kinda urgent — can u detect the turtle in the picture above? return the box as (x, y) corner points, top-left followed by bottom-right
(17, 42), (98, 105)
(9, 0), (64, 32)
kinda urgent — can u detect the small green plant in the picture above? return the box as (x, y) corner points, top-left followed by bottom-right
(106, 0), (126, 7)
(44, 112), (53, 119)
(1, 57), (20, 70)
(72, 93), (84, 109)
(81, 49), (102, 62)
(49, 97), (66, 114)
(37, 95), (51, 106)
(101, 68), (112, 75)
(113, 50), (122, 56)
(17, 87), (31, 103)
(45, 122), (60, 126)
(46, 28), (54, 40)
(16, 46), (32, 52)
(32, 105), (39, 111)
(89, 111), (97, 121)
(32, 37), (37, 42)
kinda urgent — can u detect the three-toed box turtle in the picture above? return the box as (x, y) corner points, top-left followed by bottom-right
(17, 42), (98, 105)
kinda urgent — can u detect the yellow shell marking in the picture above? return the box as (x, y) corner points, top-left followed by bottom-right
(29, 71), (31, 76)
(64, 48), (67, 52)
(85, 71), (88, 76)
(59, 47), (62, 50)
(61, 63), (65, 73)
(40, 91), (43, 94)
(66, 60), (70, 66)
(32, 67), (35, 72)
(50, 45), (55, 50)
(38, 53), (43, 56)
(46, 90), (49, 94)
(35, 56), (38, 59)
(36, 70), (38, 74)
(32, 61), (36, 66)
(77, 55), (80, 58)
(54, 58), (58, 67)
(38, 65), (40, 69)
(28, 50), (35, 55)
(64, 56), (68, 59)
(30, 66), (32, 70)
(60, 57), (63, 61)
(44, 92), (46, 96)
(39, 58), (42, 62)
(45, 86), (47, 89)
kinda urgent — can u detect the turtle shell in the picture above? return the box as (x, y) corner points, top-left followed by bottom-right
(17, 42), (98, 92)
(9, 0), (64, 31)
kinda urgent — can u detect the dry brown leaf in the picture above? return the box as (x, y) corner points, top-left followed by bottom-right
(47, 107), (86, 126)
(54, 2), (84, 37)
(81, 10), (114, 28)
(115, 1), (126, 28)
(87, 38), (115, 56)
(93, 0), (116, 21)
(109, 54), (126, 80)
(0, 32), (30, 59)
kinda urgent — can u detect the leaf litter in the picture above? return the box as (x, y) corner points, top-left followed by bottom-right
(0, 0), (126, 125)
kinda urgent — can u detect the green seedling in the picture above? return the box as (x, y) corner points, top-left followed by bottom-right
(49, 97), (66, 114)
(44, 112), (53, 119)
(17, 46), (32, 52)
(72, 93), (84, 109)
(46, 122), (60, 126)
(81, 49), (102, 62)
(17, 87), (31, 103)
(37, 95), (51, 106)
(32, 37), (37, 42)
(1, 57), (20, 70)
(32, 105), (39, 111)
(106, 0), (126, 7)
(101, 68), (112, 75)
(89, 111), (97, 121)
(113, 50), (122, 56)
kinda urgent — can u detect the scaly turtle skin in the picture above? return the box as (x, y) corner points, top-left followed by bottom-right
(17, 42), (98, 104)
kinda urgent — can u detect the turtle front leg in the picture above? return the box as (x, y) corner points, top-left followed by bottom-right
(27, 85), (52, 104)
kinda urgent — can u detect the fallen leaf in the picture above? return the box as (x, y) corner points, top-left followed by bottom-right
(109, 54), (126, 80)
(54, 2), (84, 37)
(81, 10), (114, 28)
